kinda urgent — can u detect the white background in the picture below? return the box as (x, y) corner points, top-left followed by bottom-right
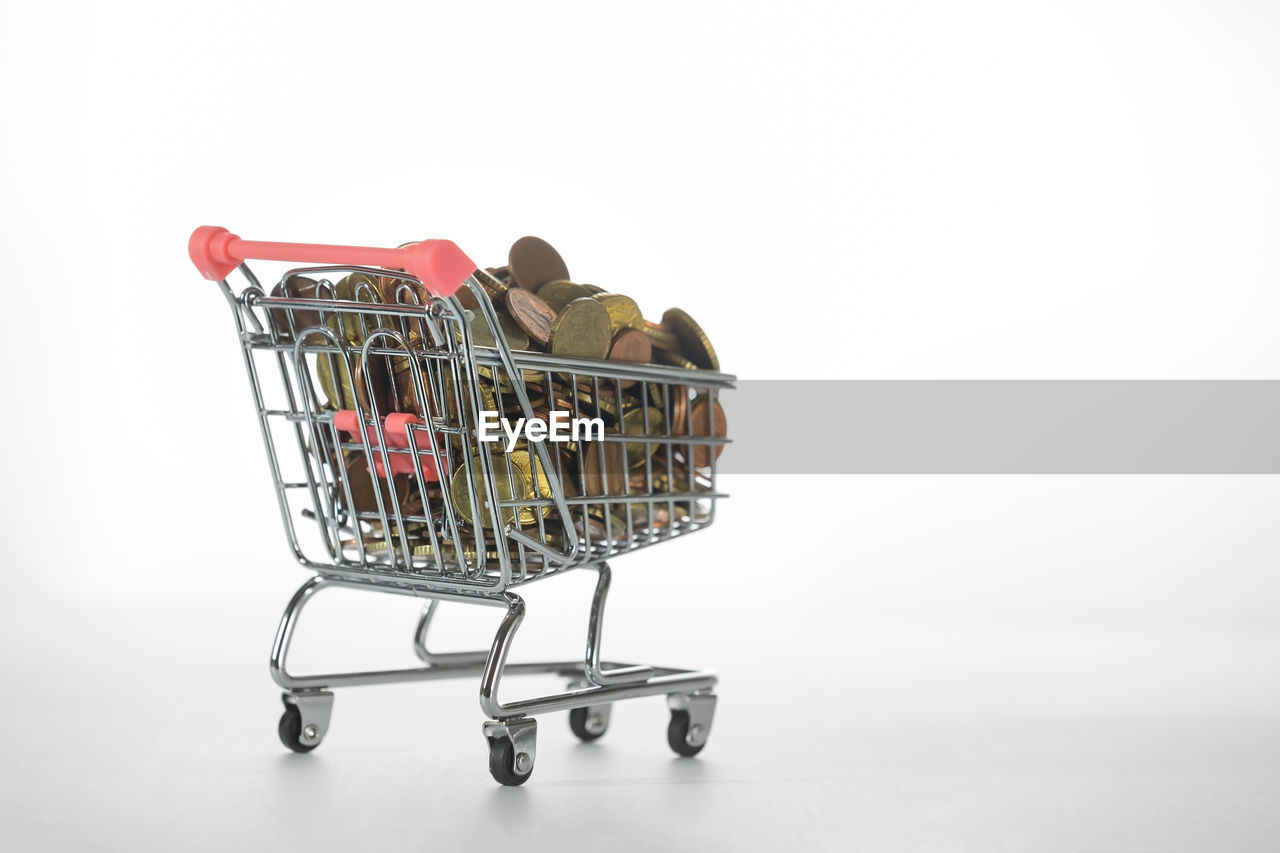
(2, 1), (1279, 851)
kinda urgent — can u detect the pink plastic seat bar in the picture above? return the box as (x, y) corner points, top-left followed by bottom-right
(334, 410), (447, 481)
(188, 225), (476, 297)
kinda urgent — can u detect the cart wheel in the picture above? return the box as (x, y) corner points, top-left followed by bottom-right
(278, 705), (319, 754)
(568, 706), (610, 742)
(667, 709), (708, 757)
(488, 736), (533, 786)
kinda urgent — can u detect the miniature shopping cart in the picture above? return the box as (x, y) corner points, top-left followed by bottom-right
(189, 227), (731, 784)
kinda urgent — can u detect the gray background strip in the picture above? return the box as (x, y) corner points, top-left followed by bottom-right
(717, 381), (1280, 474)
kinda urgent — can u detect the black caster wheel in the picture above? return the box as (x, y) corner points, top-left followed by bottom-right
(488, 737), (533, 786)
(278, 705), (319, 754)
(569, 706), (609, 742)
(667, 709), (707, 757)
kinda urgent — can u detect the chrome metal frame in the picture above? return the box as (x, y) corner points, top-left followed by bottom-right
(269, 563), (716, 718)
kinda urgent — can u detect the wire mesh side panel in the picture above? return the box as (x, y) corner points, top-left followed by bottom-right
(229, 266), (522, 590)
(469, 329), (731, 568)
(227, 265), (731, 591)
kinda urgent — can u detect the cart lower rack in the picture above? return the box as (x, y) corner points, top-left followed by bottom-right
(190, 227), (731, 784)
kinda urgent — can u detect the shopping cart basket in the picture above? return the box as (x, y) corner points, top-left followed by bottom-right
(189, 227), (731, 784)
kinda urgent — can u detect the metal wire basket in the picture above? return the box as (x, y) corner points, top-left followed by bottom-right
(191, 227), (729, 784)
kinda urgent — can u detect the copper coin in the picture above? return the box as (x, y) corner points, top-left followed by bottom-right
(505, 287), (557, 347)
(341, 453), (412, 515)
(674, 394), (727, 466)
(353, 356), (392, 415)
(509, 236), (570, 290)
(573, 513), (608, 543)
(608, 328), (652, 364)
(669, 386), (689, 431)
(649, 383), (689, 431)
(581, 442), (627, 495)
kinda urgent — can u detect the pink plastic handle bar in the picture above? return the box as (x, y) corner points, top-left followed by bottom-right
(333, 410), (447, 481)
(188, 225), (476, 298)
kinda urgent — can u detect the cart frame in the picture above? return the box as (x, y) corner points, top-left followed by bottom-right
(193, 228), (729, 784)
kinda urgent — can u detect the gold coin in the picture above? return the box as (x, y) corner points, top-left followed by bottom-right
(509, 236), (570, 290)
(449, 453), (529, 526)
(621, 406), (666, 469)
(537, 279), (595, 313)
(336, 271), (380, 301)
(413, 542), (490, 562)
(653, 349), (699, 370)
(467, 311), (530, 351)
(474, 268), (510, 297)
(316, 351), (357, 409)
(640, 322), (680, 352)
(586, 506), (632, 542)
(549, 297), (612, 360)
(661, 308), (718, 370)
(592, 293), (643, 334)
(508, 450), (554, 524)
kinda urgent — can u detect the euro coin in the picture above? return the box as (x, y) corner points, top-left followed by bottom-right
(341, 454), (413, 515)
(505, 287), (557, 347)
(268, 275), (322, 337)
(316, 350), (357, 410)
(537, 279), (594, 313)
(648, 383), (689, 431)
(674, 394), (727, 466)
(509, 236), (570, 290)
(640, 320), (679, 352)
(592, 293), (643, 334)
(467, 311), (530, 352)
(621, 406), (666, 468)
(508, 450), (554, 524)
(608, 328), (652, 364)
(653, 349), (699, 370)
(449, 453), (529, 526)
(475, 268), (510, 297)
(352, 354), (392, 415)
(549, 297), (611, 360)
(581, 442), (628, 495)
(661, 308), (718, 370)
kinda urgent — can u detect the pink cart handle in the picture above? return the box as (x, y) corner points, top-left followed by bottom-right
(188, 225), (476, 298)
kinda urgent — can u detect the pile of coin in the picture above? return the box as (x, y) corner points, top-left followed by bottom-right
(268, 236), (727, 564)
(463, 235), (720, 373)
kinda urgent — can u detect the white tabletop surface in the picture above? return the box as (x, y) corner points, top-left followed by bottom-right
(3, 476), (1277, 852)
